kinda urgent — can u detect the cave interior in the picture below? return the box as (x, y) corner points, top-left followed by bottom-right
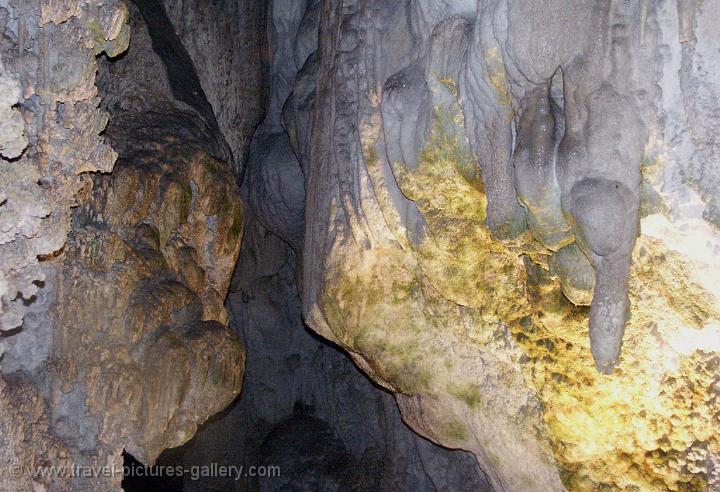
(2, 0), (720, 491)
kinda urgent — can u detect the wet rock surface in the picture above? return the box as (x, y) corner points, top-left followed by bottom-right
(301, 0), (720, 490)
(2, 1), (720, 491)
(168, 215), (490, 491)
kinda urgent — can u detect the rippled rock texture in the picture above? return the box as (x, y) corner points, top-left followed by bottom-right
(53, 2), (246, 486)
(1, 1), (246, 489)
(0, 0), (128, 348)
(3, 0), (720, 491)
(0, 1), (129, 489)
(300, 1), (720, 490)
(55, 107), (245, 462)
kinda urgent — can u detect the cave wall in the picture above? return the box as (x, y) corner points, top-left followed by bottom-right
(168, 1), (493, 488)
(1, 2), (247, 490)
(159, 0), (270, 176)
(0, 0), (128, 361)
(0, 1), (130, 489)
(49, 105), (245, 485)
(171, 215), (490, 491)
(55, 3), (248, 486)
(300, 1), (720, 491)
(2, 0), (720, 491)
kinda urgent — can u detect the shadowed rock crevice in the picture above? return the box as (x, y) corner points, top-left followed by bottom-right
(3, 1), (720, 491)
(150, 1), (493, 488)
(163, 214), (491, 491)
(23, 1), (491, 490)
(129, 0), (221, 134)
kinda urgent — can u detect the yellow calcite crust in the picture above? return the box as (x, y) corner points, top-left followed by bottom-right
(319, 84), (720, 491)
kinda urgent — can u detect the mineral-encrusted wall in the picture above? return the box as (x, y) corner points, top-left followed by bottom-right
(54, 3), (248, 487)
(1, 2), (247, 490)
(49, 106), (245, 488)
(171, 215), (490, 491)
(167, 1), (492, 488)
(3, 0), (720, 491)
(300, 1), (720, 490)
(0, 0), (128, 354)
(0, 1), (130, 489)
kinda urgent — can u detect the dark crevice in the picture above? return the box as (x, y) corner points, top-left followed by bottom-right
(122, 451), (183, 492)
(0, 326), (22, 337)
(128, 0), (223, 139)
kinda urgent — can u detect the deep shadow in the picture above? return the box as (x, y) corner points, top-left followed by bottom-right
(128, 0), (221, 134)
(122, 450), (184, 492)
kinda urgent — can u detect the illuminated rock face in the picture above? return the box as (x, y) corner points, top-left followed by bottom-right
(301, 1), (720, 490)
(169, 1), (491, 488)
(51, 110), (245, 478)
(0, 2), (130, 489)
(0, 0), (129, 341)
(2, 0), (720, 490)
(0, 3), (246, 489)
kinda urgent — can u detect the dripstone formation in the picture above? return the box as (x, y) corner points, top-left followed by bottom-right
(160, 1), (490, 487)
(2, 1), (720, 491)
(1, 1), (246, 489)
(302, 1), (720, 490)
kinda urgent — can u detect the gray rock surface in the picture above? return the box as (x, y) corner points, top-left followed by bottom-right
(3, 0), (720, 490)
(167, 2), (492, 489)
(160, 0), (269, 176)
(0, 0), (128, 338)
(0, 0), (130, 489)
(172, 215), (491, 492)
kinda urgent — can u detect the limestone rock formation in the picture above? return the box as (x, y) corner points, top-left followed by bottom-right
(1, 1), (130, 488)
(0, 372), (73, 491)
(163, 2), (491, 488)
(3, 0), (720, 491)
(49, 3), (245, 486)
(1, 2), (245, 489)
(169, 215), (490, 491)
(158, 0), (269, 176)
(0, 0), (129, 339)
(300, 1), (720, 490)
(52, 106), (246, 467)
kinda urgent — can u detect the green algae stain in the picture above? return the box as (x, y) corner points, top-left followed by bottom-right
(441, 418), (469, 442)
(449, 383), (483, 409)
